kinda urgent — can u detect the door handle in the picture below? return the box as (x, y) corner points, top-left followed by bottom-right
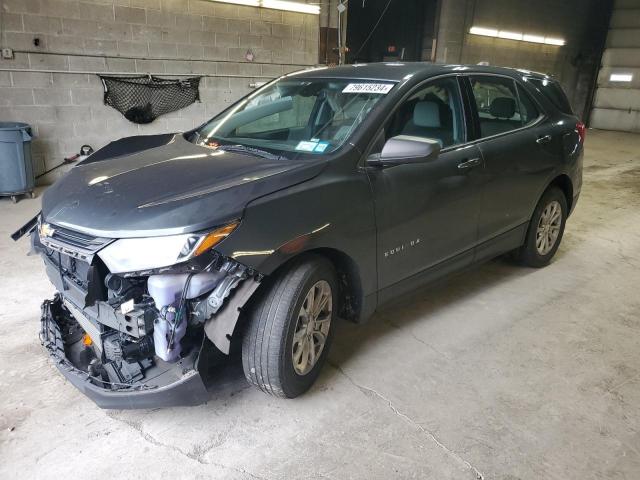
(458, 157), (481, 170)
(536, 134), (552, 144)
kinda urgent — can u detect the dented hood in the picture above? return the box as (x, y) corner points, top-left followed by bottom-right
(41, 134), (324, 238)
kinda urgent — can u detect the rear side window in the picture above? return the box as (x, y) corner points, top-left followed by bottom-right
(528, 78), (573, 114)
(469, 76), (523, 138)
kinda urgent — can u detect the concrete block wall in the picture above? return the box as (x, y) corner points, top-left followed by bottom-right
(0, 0), (319, 183)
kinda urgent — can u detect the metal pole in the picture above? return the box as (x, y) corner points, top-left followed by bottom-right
(337, 3), (343, 65)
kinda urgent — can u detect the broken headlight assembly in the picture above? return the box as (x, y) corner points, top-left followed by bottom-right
(97, 222), (238, 274)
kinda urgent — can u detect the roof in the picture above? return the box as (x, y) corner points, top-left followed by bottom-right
(288, 62), (551, 82)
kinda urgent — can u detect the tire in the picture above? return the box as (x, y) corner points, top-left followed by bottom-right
(242, 255), (337, 398)
(516, 186), (567, 268)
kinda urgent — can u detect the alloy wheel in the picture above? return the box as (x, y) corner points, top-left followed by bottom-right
(536, 200), (562, 256)
(292, 280), (332, 376)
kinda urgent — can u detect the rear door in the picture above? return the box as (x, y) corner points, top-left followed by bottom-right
(465, 74), (559, 246)
(366, 76), (483, 291)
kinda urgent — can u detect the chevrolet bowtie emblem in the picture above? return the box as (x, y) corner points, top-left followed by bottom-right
(40, 223), (55, 238)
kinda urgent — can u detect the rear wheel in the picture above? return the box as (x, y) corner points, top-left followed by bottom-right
(516, 187), (567, 267)
(242, 256), (337, 398)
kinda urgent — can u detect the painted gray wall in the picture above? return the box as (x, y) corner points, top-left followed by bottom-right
(591, 0), (640, 132)
(0, 0), (319, 183)
(434, 0), (610, 121)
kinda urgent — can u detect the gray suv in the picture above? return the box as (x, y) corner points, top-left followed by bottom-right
(14, 63), (583, 408)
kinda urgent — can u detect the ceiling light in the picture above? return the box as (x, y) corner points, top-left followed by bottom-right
(211, 0), (259, 5)
(470, 26), (565, 47)
(208, 0), (320, 14)
(498, 31), (523, 41)
(610, 73), (633, 82)
(262, 0), (319, 14)
(522, 34), (545, 44)
(544, 37), (565, 46)
(469, 27), (499, 37)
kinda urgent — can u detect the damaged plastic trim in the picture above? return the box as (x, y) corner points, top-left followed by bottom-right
(10, 213), (39, 241)
(192, 258), (262, 354)
(40, 294), (211, 409)
(204, 275), (260, 354)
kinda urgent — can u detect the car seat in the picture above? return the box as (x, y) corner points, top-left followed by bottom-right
(401, 100), (453, 147)
(480, 97), (521, 137)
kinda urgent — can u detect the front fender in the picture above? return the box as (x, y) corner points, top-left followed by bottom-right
(214, 159), (377, 299)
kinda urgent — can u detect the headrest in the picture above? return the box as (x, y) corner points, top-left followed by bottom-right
(413, 101), (441, 128)
(490, 97), (516, 119)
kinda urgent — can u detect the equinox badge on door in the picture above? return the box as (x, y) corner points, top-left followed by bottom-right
(384, 238), (421, 258)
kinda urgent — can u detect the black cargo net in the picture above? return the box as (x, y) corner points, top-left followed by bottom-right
(99, 75), (202, 124)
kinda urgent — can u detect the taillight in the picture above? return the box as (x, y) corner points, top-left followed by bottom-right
(576, 121), (586, 143)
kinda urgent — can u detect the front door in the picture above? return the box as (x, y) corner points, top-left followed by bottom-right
(366, 76), (483, 292)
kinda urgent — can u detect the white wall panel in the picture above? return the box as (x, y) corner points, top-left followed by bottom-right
(597, 67), (640, 88)
(601, 48), (640, 68)
(606, 29), (640, 48)
(609, 7), (640, 27)
(591, 1), (640, 132)
(591, 108), (640, 131)
(593, 88), (640, 109)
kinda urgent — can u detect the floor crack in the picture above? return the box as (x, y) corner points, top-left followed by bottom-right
(106, 412), (267, 480)
(329, 362), (484, 480)
(384, 318), (452, 361)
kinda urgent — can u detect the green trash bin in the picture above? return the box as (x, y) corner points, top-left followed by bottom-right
(0, 122), (35, 203)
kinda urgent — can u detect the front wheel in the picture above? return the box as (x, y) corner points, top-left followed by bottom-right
(242, 256), (337, 398)
(516, 186), (567, 267)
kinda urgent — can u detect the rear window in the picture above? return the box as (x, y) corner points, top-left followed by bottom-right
(528, 78), (573, 114)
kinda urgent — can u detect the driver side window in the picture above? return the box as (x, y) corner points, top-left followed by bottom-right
(385, 77), (465, 149)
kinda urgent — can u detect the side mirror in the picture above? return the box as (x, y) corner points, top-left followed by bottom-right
(367, 135), (441, 167)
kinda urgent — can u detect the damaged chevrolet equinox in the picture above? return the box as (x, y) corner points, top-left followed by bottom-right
(13, 63), (583, 408)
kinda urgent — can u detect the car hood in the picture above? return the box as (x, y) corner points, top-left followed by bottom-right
(42, 134), (325, 238)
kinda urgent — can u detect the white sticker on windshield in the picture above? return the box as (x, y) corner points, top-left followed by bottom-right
(342, 83), (394, 94)
(296, 141), (318, 152)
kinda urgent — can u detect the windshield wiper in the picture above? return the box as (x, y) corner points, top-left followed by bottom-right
(215, 144), (282, 161)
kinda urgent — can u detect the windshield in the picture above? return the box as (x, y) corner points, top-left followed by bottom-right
(192, 78), (395, 156)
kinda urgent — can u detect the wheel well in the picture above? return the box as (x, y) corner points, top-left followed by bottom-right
(549, 174), (574, 212)
(265, 248), (364, 323)
(308, 248), (363, 322)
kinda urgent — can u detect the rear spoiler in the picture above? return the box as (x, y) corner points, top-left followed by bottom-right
(11, 213), (39, 241)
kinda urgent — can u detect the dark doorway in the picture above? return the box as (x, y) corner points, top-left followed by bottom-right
(345, 0), (436, 64)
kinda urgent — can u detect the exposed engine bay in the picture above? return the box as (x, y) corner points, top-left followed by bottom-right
(29, 218), (261, 406)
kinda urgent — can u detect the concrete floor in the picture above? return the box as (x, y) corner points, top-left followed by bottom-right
(1, 129), (639, 479)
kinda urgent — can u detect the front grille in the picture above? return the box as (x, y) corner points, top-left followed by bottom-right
(50, 225), (111, 252)
(40, 223), (113, 260)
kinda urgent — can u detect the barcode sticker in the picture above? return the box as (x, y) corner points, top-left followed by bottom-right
(343, 83), (394, 94)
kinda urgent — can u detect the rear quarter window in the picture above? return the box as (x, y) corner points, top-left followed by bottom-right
(516, 84), (540, 125)
(528, 78), (573, 115)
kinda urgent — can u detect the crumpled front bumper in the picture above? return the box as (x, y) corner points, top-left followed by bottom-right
(40, 296), (210, 409)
